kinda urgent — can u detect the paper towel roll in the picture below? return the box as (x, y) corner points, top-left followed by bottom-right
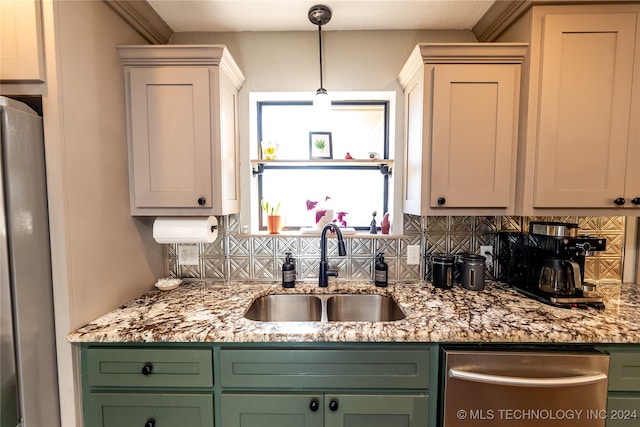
(153, 216), (218, 244)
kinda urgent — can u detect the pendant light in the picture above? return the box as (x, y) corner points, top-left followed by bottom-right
(308, 4), (332, 112)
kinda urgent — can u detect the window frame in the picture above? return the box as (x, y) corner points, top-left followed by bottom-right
(256, 99), (391, 231)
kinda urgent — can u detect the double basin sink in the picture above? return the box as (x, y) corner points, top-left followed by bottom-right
(244, 293), (405, 323)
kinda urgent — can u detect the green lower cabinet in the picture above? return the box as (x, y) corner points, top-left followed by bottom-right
(606, 396), (640, 427)
(599, 346), (640, 427)
(221, 393), (428, 427)
(86, 393), (214, 427)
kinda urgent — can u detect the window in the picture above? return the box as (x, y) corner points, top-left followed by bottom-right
(255, 98), (391, 230)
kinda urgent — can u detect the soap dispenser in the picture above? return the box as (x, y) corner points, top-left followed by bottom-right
(375, 252), (388, 287)
(282, 252), (296, 288)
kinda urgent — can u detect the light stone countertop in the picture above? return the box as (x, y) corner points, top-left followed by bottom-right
(67, 281), (640, 344)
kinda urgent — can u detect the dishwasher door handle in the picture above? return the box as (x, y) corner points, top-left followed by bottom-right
(449, 368), (608, 387)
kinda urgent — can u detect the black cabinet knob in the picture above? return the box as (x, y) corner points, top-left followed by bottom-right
(141, 363), (153, 376)
(144, 419), (156, 427)
(329, 399), (339, 411)
(437, 197), (446, 205)
(632, 197), (640, 206)
(309, 399), (319, 412)
(614, 197), (626, 206)
(197, 197), (206, 206)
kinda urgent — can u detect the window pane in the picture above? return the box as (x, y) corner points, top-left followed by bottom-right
(261, 168), (385, 229)
(330, 104), (386, 159)
(257, 100), (389, 230)
(259, 102), (386, 160)
(260, 104), (313, 159)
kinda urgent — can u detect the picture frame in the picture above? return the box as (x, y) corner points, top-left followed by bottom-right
(309, 131), (333, 159)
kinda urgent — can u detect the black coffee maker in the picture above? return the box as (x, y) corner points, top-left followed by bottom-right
(502, 221), (606, 309)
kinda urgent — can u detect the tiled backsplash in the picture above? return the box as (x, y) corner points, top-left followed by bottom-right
(167, 215), (625, 283)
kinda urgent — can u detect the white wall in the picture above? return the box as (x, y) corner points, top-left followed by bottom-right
(170, 30), (478, 228)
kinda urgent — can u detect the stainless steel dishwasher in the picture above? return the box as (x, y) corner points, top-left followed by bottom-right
(442, 348), (610, 426)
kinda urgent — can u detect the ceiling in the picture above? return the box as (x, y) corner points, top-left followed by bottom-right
(147, 0), (497, 32)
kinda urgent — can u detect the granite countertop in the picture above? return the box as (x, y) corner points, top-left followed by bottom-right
(68, 281), (640, 344)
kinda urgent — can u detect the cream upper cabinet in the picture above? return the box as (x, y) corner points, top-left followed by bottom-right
(532, 13), (640, 210)
(398, 44), (526, 215)
(0, 0), (45, 82)
(118, 45), (245, 216)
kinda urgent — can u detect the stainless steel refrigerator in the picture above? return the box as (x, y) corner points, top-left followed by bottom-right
(0, 96), (60, 427)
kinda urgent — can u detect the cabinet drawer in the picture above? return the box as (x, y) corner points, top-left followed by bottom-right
(608, 351), (640, 391)
(606, 396), (640, 427)
(86, 347), (213, 388)
(220, 348), (430, 389)
(86, 393), (213, 427)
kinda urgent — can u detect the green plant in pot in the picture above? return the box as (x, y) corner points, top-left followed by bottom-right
(261, 199), (284, 234)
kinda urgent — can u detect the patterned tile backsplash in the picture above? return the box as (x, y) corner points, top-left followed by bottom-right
(168, 215), (626, 284)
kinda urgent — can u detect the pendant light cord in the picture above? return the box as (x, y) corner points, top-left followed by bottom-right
(317, 24), (325, 92)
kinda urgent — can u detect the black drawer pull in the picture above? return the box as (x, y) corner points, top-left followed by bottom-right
(613, 197), (626, 206)
(437, 197), (446, 205)
(309, 399), (319, 412)
(197, 197), (206, 206)
(329, 399), (339, 411)
(145, 418), (156, 427)
(632, 197), (640, 205)
(141, 362), (153, 376)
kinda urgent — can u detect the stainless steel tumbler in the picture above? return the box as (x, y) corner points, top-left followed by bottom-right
(459, 254), (486, 291)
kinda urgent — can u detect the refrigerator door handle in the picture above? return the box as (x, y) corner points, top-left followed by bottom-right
(449, 368), (608, 387)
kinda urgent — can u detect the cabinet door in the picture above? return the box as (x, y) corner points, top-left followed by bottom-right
(221, 394), (324, 427)
(626, 15), (640, 208)
(128, 66), (213, 210)
(533, 14), (637, 208)
(430, 64), (519, 208)
(86, 393), (213, 427)
(325, 394), (429, 427)
(0, 0), (44, 82)
(606, 396), (640, 427)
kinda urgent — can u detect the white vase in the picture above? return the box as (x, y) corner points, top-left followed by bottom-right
(314, 209), (334, 229)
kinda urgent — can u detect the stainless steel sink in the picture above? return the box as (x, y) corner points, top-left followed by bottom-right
(244, 293), (405, 322)
(244, 294), (322, 322)
(326, 294), (405, 322)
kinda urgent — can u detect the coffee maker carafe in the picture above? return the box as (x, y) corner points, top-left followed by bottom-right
(502, 221), (607, 309)
(538, 258), (582, 295)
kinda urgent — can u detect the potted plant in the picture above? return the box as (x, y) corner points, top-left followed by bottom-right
(261, 199), (284, 234)
(305, 196), (348, 229)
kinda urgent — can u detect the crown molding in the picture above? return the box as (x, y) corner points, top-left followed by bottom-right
(474, 0), (640, 42)
(104, 0), (173, 44)
(473, 0), (532, 42)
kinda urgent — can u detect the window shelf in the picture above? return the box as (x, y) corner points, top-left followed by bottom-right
(251, 159), (393, 176)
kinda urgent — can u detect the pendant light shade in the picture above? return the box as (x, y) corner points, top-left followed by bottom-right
(309, 5), (332, 113)
(313, 88), (331, 110)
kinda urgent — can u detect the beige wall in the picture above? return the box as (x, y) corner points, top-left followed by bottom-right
(55, 0), (164, 329)
(39, 1), (165, 425)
